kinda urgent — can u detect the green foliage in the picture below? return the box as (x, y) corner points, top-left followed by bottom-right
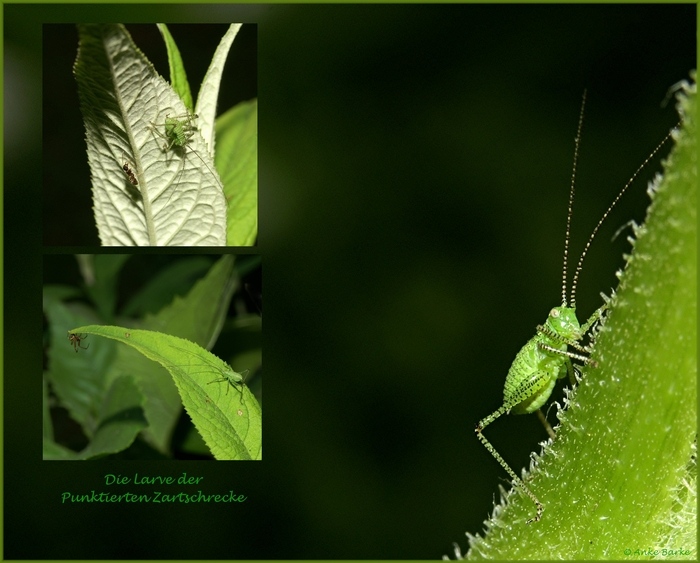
(43, 255), (262, 460)
(67, 327), (261, 460)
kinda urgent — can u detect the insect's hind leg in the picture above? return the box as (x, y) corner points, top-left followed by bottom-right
(535, 409), (557, 440)
(475, 417), (544, 523)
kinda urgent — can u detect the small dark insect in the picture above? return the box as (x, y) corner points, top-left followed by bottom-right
(121, 152), (139, 186)
(68, 332), (89, 352)
(123, 163), (138, 185)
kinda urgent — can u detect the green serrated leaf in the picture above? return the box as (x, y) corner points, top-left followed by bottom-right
(68, 326), (262, 460)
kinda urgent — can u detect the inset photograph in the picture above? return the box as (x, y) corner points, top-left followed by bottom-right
(43, 254), (261, 460)
(43, 24), (257, 246)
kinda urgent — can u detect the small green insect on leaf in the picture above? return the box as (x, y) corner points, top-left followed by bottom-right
(207, 368), (249, 399)
(149, 111), (225, 209)
(162, 341), (249, 401)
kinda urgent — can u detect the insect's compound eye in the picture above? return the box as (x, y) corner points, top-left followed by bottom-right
(550, 308), (560, 318)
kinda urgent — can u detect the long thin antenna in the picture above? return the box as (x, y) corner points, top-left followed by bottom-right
(569, 122), (679, 308)
(561, 90), (587, 307)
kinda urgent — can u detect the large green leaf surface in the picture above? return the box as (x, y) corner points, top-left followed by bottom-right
(74, 24), (227, 246)
(69, 326), (261, 461)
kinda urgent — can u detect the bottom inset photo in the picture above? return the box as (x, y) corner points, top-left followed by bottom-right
(42, 253), (262, 460)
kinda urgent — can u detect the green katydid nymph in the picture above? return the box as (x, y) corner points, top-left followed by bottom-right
(164, 342), (248, 401)
(149, 111), (225, 206)
(475, 91), (678, 524)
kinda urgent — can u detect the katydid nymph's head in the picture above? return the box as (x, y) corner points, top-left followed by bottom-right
(545, 306), (581, 340)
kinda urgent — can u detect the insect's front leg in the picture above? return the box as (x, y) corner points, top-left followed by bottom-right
(580, 303), (607, 334)
(538, 340), (589, 365)
(571, 304), (608, 364)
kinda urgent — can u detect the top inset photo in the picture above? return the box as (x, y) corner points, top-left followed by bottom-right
(44, 24), (258, 247)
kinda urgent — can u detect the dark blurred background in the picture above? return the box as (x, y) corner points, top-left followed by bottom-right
(6, 4), (696, 559)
